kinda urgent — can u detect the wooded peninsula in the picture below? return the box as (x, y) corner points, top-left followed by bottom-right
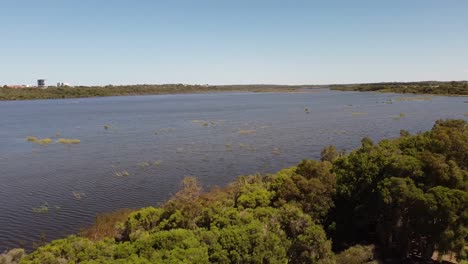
(330, 81), (468, 95)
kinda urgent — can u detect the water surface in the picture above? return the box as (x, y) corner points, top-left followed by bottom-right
(0, 89), (466, 251)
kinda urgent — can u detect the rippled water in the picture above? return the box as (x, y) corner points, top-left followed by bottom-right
(0, 89), (466, 251)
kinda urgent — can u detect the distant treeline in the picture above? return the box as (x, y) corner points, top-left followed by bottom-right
(0, 84), (309, 101)
(6, 119), (467, 263)
(330, 81), (468, 95)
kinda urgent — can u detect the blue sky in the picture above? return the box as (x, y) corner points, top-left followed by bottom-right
(1, 0), (467, 86)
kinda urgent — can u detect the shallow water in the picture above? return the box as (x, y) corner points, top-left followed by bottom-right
(0, 89), (466, 251)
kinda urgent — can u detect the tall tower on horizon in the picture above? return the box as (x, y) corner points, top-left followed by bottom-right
(37, 79), (46, 88)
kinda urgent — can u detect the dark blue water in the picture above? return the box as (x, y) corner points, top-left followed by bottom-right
(0, 90), (466, 251)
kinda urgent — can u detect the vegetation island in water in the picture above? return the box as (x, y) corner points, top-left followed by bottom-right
(1, 119), (467, 264)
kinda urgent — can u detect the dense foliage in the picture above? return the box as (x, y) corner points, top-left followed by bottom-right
(330, 81), (468, 95)
(0, 85), (305, 101)
(4, 120), (467, 263)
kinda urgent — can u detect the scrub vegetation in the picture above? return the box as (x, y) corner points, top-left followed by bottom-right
(331, 81), (468, 95)
(9, 119), (468, 263)
(0, 84), (309, 101)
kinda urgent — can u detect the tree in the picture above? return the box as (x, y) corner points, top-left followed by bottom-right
(321, 145), (339, 162)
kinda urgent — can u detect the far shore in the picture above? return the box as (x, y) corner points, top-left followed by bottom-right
(0, 85), (326, 101)
(1, 81), (467, 101)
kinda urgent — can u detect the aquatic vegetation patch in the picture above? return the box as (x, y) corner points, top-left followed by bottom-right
(115, 170), (130, 177)
(153, 160), (163, 166)
(138, 161), (151, 168)
(104, 124), (111, 130)
(238, 129), (256, 135)
(272, 147), (281, 155)
(238, 143), (256, 152)
(333, 129), (348, 135)
(304, 107), (310, 114)
(157, 127), (176, 134)
(57, 138), (81, 144)
(72, 191), (86, 200)
(351, 112), (368, 116)
(393, 113), (407, 120)
(38, 138), (53, 145)
(26, 136), (53, 145)
(26, 136), (38, 142)
(176, 147), (185, 153)
(32, 202), (60, 214)
(225, 143), (233, 151)
(192, 120), (217, 127)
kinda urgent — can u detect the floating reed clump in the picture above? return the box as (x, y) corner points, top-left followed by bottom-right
(57, 138), (81, 144)
(138, 161), (151, 168)
(238, 129), (256, 135)
(393, 113), (407, 120)
(304, 108), (310, 114)
(32, 204), (49, 214)
(72, 191), (86, 200)
(115, 170), (130, 177)
(153, 160), (163, 166)
(104, 124), (111, 130)
(26, 136), (38, 142)
(238, 143), (256, 152)
(32, 202), (60, 214)
(158, 128), (176, 134)
(351, 112), (368, 116)
(192, 120), (214, 127)
(26, 136), (53, 145)
(225, 143), (233, 151)
(38, 138), (53, 145)
(176, 147), (185, 153)
(272, 147), (281, 155)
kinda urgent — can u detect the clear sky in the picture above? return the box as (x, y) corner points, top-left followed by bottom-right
(1, 0), (467, 86)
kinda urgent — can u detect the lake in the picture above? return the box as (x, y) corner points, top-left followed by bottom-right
(0, 89), (466, 251)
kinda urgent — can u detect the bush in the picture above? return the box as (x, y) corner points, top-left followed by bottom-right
(336, 245), (375, 264)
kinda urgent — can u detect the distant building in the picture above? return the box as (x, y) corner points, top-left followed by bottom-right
(57, 82), (72, 87)
(37, 79), (46, 88)
(5, 85), (29, 89)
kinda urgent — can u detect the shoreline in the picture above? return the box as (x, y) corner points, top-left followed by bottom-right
(331, 89), (468, 97)
(0, 85), (326, 102)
